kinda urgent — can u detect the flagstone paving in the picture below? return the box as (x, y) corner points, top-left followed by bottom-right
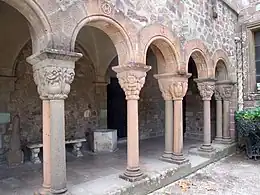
(150, 153), (260, 195)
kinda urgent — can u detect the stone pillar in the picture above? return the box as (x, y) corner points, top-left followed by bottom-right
(40, 99), (51, 194)
(214, 87), (223, 142)
(94, 80), (108, 129)
(27, 49), (82, 194)
(170, 75), (190, 164)
(112, 63), (151, 182)
(195, 78), (216, 153)
(218, 80), (235, 144)
(154, 74), (173, 161)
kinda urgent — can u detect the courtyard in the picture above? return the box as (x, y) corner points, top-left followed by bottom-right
(150, 153), (260, 195)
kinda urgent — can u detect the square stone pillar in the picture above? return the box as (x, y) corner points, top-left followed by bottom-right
(0, 76), (16, 112)
(113, 62), (151, 182)
(195, 78), (216, 154)
(94, 80), (108, 129)
(27, 49), (82, 195)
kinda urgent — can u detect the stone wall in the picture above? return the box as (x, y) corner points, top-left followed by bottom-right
(238, 1), (260, 110)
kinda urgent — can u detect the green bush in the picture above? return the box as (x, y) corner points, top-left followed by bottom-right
(235, 107), (260, 122)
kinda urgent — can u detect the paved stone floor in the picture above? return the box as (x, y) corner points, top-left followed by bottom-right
(0, 137), (201, 195)
(150, 153), (260, 195)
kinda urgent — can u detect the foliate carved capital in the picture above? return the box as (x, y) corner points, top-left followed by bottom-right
(217, 80), (236, 101)
(154, 73), (191, 101)
(195, 78), (217, 101)
(170, 81), (188, 100)
(214, 89), (222, 101)
(112, 62), (151, 100)
(27, 49), (82, 100)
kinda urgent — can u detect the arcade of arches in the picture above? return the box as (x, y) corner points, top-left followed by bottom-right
(0, 1), (237, 194)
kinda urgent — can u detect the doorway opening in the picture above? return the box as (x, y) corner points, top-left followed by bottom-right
(107, 77), (127, 139)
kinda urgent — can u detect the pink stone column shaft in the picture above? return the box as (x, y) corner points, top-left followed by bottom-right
(172, 99), (187, 163)
(215, 99), (223, 141)
(50, 100), (67, 194)
(202, 100), (212, 148)
(127, 99), (139, 168)
(223, 100), (232, 141)
(41, 100), (51, 193)
(163, 100), (173, 159)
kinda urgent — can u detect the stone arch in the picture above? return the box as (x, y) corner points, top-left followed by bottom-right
(70, 15), (133, 66)
(138, 24), (182, 73)
(1, 0), (52, 52)
(184, 39), (213, 78)
(212, 49), (232, 80)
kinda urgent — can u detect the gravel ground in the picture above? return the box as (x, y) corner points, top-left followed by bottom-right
(150, 153), (260, 195)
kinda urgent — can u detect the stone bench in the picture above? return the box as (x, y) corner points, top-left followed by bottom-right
(27, 138), (86, 164)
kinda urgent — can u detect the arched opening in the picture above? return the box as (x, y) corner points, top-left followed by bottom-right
(72, 19), (130, 148)
(0, 1), (36, 165)
(184, 51), (216, 142)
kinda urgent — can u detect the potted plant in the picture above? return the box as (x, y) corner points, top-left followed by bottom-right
(235, 107), (260, 160)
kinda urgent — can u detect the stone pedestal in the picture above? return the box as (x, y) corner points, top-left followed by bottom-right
(93, 129), (117, 153)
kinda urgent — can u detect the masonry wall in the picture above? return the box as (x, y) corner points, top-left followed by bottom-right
(238, 2), (260, 110)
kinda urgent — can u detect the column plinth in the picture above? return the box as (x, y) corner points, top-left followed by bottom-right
(113, 63), (151, 182)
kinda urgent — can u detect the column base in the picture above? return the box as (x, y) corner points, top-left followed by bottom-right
(34, 190), (71, 195)
(221, 137), (233, 144)
(213, 137), (223, 144)
(34, 186), (50, 195)
(119, 167), (146, 182)
(198, 144), (216, 152)
(160, 151), (172, 162)
(171, 153), (189, 165)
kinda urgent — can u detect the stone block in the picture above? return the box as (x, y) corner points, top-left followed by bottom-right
(93, 129), (117, 153)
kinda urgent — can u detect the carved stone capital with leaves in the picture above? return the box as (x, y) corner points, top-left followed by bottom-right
(154, 73), (191, 101)
(195, 78), (216, 101)
(217, 80), (236, 101)
(27, 49), (82, 100)
(112, 62), (151, 100)
(170, 81), (188, 100)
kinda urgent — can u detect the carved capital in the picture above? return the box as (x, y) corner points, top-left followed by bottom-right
(217, 80), (236, 101)
(195, 78), (217, 101)
(27, 49), (82, 100)
(112, 62), (151, 100)
(154, 73), (191, 101)
(214, 89), (222, 101)
(170, 81), (188, 100)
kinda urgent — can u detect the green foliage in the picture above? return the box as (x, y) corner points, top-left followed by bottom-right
(235, 107), (260, 122)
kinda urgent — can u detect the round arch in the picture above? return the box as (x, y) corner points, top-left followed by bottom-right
(184, 39), (213, 78)
(212, 49), (232, 80)
(138, 24), (182, 74)
(1, 0), (52, 52)
(70, 15), (133, 66)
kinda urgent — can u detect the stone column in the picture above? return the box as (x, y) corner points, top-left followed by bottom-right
(27, 49), (82, 194)
(195, 78), (216, 153)
(39, 99), (51, 194)
(170, 75), (190, 164)
(214, 87), (223, 142)
(154, 74), (173, 161)
(218, 80), (235, 144)
(112, 63), (151, 182)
